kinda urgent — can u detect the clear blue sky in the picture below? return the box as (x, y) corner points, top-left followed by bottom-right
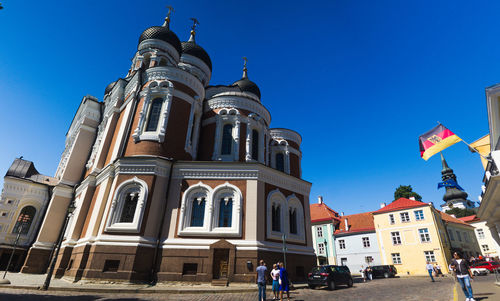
(0, 0), (497, 215)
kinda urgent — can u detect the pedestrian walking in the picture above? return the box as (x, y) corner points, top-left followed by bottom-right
(451, 252), (475, 301)
(434, 263), (443, 277)
(426, 262), (435, 282)
(270, 264), (280, 301)
(256, 259), (268, 301)
(278, 262), (290, 301)
(360, 265), (366, 282)
(366, 266), (373, 281)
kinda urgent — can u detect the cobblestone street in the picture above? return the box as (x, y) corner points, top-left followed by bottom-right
(0, 276), (465, 301)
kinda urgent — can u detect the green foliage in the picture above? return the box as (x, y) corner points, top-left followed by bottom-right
(394, 185), (422, 202)
(444, 207), (476, 218)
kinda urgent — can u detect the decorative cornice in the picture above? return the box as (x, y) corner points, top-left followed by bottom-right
(270, 128), (302, 146)
(143, 66), (205, 100)
(205, 95), (271, 126)
(172, 162), (311, 195)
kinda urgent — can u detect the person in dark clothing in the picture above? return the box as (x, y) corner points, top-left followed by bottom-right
(451, 252), (475, 301)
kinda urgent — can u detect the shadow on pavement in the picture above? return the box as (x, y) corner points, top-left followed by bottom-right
(0, 294), (145, 301)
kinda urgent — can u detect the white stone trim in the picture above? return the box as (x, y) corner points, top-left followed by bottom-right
(177, 182), (243, 237)
(132, 81), (173, 143)
(143, 66), (205, 100)
(212, 110), (242, 161)
(104, 177), (148, 233)
(270, 129), (302, 146)
(179, 54), (211, 87)
(138, 40), (180, 63)
(267, 189), (287, 241)
(172, 162), (311, 196)
(205, 95), (271, 126)
(245, 114), (266, 163)
(286, 194), (306, 244)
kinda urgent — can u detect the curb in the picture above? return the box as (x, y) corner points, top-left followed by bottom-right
(0, 284), (311, 294)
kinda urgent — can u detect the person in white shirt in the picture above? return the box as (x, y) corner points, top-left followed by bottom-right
(270, 264), (280, 301)
(426, 262), (435, 282)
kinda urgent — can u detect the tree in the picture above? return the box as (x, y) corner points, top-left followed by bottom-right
(394, 185), (422, 202)
(444, 207), (476, 218)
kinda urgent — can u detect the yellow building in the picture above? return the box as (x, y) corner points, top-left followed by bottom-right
(373, 198), (452, 276)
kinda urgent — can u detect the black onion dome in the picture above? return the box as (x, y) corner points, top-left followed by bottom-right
(232, 78), (261, 99)
(139, 26), (182, 55)
(181, 41), (212, 71)
(104, 81), (116, 95)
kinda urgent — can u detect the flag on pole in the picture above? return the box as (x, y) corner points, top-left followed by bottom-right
(419, 124), (461, 160)
(437, 179), (464, 191)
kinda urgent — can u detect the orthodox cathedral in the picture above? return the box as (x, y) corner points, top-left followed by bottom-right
(2, 11), (315, 283)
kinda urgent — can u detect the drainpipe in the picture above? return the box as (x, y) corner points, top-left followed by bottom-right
(150, 158), (175, 285)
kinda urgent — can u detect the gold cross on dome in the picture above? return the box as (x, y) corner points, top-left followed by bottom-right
(190, 17), (199, 31)
(166, 5), (174, 18)
(243, 57), (248, 69)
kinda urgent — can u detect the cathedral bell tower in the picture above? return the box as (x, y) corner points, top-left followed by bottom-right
(440, 153), (475, 211)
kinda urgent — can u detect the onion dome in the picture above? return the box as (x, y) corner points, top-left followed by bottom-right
(232, 58), (261, 98)
(181, 19), (212, 70)
(104, 80), (117, 95)
(138, 10), (182, 55)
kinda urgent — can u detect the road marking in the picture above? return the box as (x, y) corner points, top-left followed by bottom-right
(453, 284), (458, 301)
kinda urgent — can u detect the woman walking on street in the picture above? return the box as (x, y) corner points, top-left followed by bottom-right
(451, 252), (475, 301)
(270, 264), (280, 301)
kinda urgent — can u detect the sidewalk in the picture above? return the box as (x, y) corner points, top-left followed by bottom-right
(0, 272), (307, 294)
(454, 275), (500, 301)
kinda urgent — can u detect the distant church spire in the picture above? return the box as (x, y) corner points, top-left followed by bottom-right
(242, 57), (248, 79)
(162, 5), (174, 29)
(188, 18), (199, 43)
(440, 153), (469, 205)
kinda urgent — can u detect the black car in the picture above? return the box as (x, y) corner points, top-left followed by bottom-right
(307, 265), (354, 290)
(370, 265), (397, 278)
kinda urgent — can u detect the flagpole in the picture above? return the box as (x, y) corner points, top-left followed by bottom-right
(459, 139), (491, 161)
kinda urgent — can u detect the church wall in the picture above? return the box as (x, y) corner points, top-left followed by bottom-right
(197, 122), (216, 160)
(104, 98), (132, 166)
(289, 153), (300, 178)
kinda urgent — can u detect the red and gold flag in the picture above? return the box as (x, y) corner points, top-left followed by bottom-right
(419, 124), (461, 160)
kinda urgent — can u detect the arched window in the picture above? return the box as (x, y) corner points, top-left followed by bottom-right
(289, 208), (297, 234)
(145, 98), (163, 132)
(276, 153), (285, 172)
(272, 204), (281, 232)
(190, 197), (206, 227)
(252, 129), (259, 160)
(218, 197), (233, 227)
(221, 124), (233, 155)
(105, 178), (148, 233)
(12, 206), (36, 235)
(159, 57), (167, 66)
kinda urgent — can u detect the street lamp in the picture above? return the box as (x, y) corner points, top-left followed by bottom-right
(40, 200), (76, 290)
(0, 214), (32, 285)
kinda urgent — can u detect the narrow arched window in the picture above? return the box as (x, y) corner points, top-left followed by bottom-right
(190, 197), (206, 227)
(252, 129), (259, 160)
(289, 208), (297, 234)
(12, 206), (36, 235)
(272, 204), (281, 232)
(221, 124), (233, 155)
(159, 57), (167, 66)
(218, 197), (233, 227)
(145, 98), (163, 132)
(119, 192), (139, 223)
(276, 153), (285, 172)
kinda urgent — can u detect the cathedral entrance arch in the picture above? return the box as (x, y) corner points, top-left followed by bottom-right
(212, 248), (229, 279)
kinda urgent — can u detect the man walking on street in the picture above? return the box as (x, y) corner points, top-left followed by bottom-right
(256, 260), (268, 301)
(451, 252), (475, 301)
(426, 261), (435, 282)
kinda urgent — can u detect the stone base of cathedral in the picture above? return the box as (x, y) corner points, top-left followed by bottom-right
(21, 247), (51, 274)
(51, 239), (315, 283)
(0, 246), (28, 272)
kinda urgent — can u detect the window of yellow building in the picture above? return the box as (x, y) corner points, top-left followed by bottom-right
(389, 214), (395, 224)
(391, 232), (402, 245)
(391, 253), (402, 264)
(414, 210), (424, 221)
(400, 212), (410, 222)
(424, 251), (436, 263)
(419, 228), (431, 242)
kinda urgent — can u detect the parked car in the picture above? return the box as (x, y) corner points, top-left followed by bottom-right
(307, 265), (354, 290)
(471, 261), (500, 272)
(470, 267), (489, 276)
(370, 265), (397, 278)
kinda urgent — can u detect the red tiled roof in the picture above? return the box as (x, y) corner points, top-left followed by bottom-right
(310, 203), (341, 223)
(439, 211), (474, 227)
(373, 198), (429, 214)
(457, 215), (480, 223)
(334, 212), (375, 235)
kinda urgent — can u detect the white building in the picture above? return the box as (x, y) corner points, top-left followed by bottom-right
(334, 212), (381, 275)
(458, 215), (500, 258)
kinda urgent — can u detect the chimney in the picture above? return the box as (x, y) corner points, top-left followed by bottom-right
(344, 218), (349, 231)
(341, 212), (344, 216)
(409, 196), (416, 200)
(380, 202), (386, 208)
(428, 202), (434, 208)
(318, 196), (323, 204)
